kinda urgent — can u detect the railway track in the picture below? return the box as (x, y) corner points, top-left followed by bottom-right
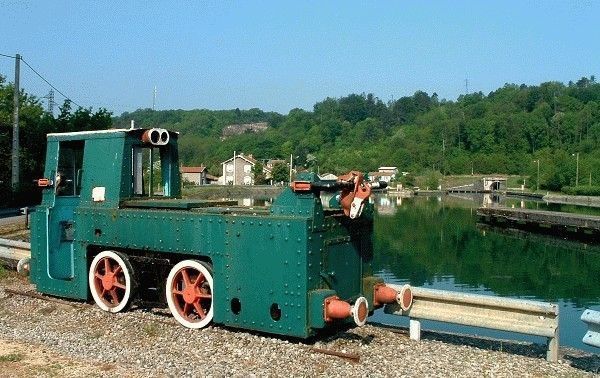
(1, 286), (361, 363)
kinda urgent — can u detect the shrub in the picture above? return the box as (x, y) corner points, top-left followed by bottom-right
(561, 186), (600, 196)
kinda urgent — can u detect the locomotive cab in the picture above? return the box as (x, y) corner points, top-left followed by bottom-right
(31, 128), (181, 297)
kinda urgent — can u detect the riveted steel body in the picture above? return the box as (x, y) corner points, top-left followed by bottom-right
(30, 129), (381, 338)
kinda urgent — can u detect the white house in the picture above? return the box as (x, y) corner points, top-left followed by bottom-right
(369, 166), (398, 183)
(220, 153), (272, 185)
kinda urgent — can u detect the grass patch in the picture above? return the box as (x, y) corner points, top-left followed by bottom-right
(38, 305), (57, 315)
(142, 323), (160, 337)
(37, 363), (63, 377)
(0, 265), (8, 280)
(0, 353), (25, 362)
(89, 329), (104, 339)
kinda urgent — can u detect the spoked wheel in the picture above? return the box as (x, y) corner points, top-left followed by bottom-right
(166, 260), (214, 329)
(88, 250), (134, 313)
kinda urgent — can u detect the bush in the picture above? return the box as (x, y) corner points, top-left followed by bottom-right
(561, 186), (600, 196)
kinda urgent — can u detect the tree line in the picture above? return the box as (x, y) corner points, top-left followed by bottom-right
(2, 73), (598, 206)
(114, 76), (600, 192)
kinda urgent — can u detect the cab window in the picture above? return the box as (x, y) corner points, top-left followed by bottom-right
(56, 141), (84, 197)
(132, 146), (166, 196)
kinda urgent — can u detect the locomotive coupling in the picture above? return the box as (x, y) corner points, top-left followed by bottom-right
(324, 296), (369, 326)
(373, 283), (413, 311)
(141, 128), (170, 146)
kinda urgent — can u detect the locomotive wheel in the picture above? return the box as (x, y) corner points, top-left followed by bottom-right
(88, 250), (134, 313)
(166, 260), (214, 329)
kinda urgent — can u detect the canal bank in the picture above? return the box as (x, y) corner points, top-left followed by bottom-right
(544, 194), (600, 208)
(0, 274), (596, 376)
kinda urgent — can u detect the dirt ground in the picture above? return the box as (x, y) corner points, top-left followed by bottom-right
(0, 339), (135, 378)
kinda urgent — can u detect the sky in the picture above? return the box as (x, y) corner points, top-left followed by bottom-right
(1, 1), (599, 115)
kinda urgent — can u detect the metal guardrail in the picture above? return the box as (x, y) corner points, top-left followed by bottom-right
(581, 309), (600, 349)
(384, 284), (560, 362)
(0, 238), (31, 270)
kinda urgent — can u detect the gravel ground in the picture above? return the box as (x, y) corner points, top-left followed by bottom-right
(0, 274), (597, 377)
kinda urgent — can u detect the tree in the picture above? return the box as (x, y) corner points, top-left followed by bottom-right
(271, 162), (289, 183)
(252, 161), (267, 185)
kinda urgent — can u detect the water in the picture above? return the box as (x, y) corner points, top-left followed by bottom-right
(369, 194), (600, 352)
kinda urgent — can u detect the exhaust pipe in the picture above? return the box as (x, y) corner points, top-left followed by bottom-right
(141, 128), (170, 146)
(324, 296), (369, 326)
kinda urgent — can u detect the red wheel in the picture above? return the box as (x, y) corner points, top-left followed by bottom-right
(166, 260), (214, 328)
(88, 251), (134, 313)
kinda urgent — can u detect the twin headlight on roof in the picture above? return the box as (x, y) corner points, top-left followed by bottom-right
(141, 128), (170, 146)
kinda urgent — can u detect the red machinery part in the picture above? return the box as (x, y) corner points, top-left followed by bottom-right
(373, 283), (413, 311)
(324, 296), (369, 326)
(338, 171), (372, 219)
(373, 284), (398, 306)
(398, 284), (414, 311)
(37, 178), (53, 187)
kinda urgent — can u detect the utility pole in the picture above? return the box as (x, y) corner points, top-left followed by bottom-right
(289, 154), (293, 184)
(153, 86), (157, 110)
(465, 78), (469, 94)
(534, 160), (540, 191)
(44, 89), (55, 115)
(575, 152), (579, 187)
(11, 53), (20, 189)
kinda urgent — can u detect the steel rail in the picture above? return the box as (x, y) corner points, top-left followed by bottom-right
(581, 309), (600, 349)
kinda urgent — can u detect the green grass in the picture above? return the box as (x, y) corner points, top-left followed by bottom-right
(142, 323), (160, 337)
(0, 353), (24, 363)
(0, 265), (8, 280)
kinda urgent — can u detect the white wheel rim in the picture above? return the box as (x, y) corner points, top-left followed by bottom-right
(352, 297), (369, 327)
(166, 260), (214, 329)
(88, 250), (132, 313)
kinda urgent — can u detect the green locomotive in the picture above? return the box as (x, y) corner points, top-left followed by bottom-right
(30, 128), (410, 337)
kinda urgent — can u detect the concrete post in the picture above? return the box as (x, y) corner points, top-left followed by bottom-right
(409, 319), (421, 341)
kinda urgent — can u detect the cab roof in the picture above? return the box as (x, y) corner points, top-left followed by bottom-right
(47, 128), (178, 141)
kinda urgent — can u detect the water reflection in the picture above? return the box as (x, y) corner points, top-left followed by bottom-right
(371, 194), (600, 352)
(235, 198), (273, 207)
(373, 192), (600, 216)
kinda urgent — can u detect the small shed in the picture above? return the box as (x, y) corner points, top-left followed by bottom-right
(474, 177), (507, 192)
(181, 166), (208, 185)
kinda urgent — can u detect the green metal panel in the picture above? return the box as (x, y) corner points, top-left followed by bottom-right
(220, 215), (311, 337)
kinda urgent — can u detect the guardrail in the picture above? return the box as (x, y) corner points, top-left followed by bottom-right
(384, 284), (559, 362)
(581, 309), (600, 349)
(0, 238), (31, 271)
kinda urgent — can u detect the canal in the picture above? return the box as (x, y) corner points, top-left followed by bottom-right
(369, 194), (600, 353)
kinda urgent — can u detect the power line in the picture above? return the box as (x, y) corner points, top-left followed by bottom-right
(19, 57), (82, 108)
(0, 53), (16, 59)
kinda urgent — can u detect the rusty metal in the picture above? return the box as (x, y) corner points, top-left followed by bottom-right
(338, 171), (371, 219)
(373, 284), (398, 306)
(141, 128), (170, 145)
(310, 347), (360, 362)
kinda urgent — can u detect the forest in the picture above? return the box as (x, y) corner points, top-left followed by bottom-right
(2, 74), (599, 207)
(114, 76), (600, 192)
(0, 75), (111, 206)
